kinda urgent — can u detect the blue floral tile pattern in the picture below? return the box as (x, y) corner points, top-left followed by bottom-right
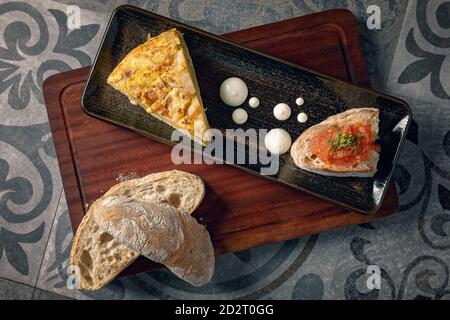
(388, 0), (450, 104)
(0, 0), (104, 286)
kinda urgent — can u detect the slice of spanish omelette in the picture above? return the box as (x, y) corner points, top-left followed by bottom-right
(107, 28), (210, 145)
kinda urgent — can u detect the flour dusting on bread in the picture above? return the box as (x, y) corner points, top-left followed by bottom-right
(94, 198), (214, 286)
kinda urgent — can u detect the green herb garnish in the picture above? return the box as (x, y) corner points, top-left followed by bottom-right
(328, 132), (364, 151)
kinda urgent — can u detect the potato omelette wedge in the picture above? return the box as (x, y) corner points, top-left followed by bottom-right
(107, 28), (210, 145)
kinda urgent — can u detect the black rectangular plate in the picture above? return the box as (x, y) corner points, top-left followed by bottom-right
(81, 5), (411, 215)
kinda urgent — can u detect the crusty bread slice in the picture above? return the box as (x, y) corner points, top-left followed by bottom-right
(290, 108), (380, 177)
(93, 198), (214, 286)
(70, 170), (205, 290)
(69, 207), (139, 290)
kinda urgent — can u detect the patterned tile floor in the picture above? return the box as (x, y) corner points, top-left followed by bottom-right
(0, 0), (449, 300)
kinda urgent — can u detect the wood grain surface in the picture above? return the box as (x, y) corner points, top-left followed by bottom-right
(43, 9), (398, 276)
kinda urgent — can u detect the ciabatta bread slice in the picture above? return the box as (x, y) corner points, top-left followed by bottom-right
(70, 170), (205, 290)
(69, 206), (139, 290)
(290, 108), (380, 177)
(93, 198), (214, 286)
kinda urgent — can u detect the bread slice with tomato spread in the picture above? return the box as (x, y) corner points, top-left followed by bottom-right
(290, 108), (380, 177)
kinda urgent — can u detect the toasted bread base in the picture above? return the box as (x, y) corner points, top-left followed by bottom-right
(290, 108), (380, 177)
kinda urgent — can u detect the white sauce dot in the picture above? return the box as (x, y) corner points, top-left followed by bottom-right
(297, 112), (308, 123)
(249, 97), (260, 108)
(296, 97), (304, 106)
(273, 103), (291, 121)
(264, 128), (292, 155)
(232, 108), (248, 125)
(220, 77), (248, 107)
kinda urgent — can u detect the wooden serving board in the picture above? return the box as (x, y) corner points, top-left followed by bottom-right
(43, 9), (398, 276)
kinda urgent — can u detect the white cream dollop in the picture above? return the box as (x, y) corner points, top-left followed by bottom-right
(249, 97), (260, 108)
(220, 77), (248, 107)
(232, 108), (248, 125)
(297, 112), (308, 123)
(296, 97), (304, 106)
(273, 103), (291, 121)
(264, 128), (292, 155)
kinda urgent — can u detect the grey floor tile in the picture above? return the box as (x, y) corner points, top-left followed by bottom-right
(0, 277), (34, 300)
(387, 0), (450, 104)
(113, 0), (301, 34)
(266, 228), (348, 300)
(0, 0), (108, 126)
(0, 124), (63, 286)
(32, 288), (74, 300)
(328, 197), (450, 299)
(356, 0), (409, 91)
(0, 0), (109, 287)
(53, 0), (112, 15)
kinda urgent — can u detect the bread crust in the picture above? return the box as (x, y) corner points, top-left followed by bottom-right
(290, 108), (380, 177)
(69, 203), (138, 290)
(104, 169), (205, 214)
(93, 198), (214, 286)
(70, 170), (205, 290)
